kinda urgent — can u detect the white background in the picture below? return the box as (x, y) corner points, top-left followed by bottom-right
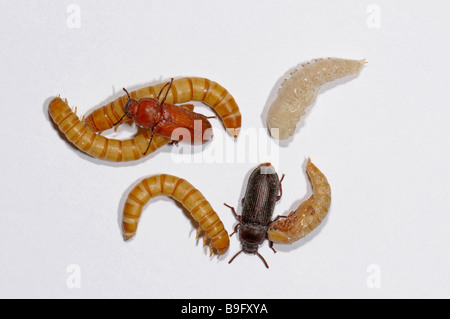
(0, 0), (449, 299)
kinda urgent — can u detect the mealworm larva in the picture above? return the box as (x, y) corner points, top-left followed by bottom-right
(267, 158), (331, 244)
(122, 174), (230, 255)
(267, 58), (365, 140)
(48, 97), (179, 161)
(84, 77), (242, 138)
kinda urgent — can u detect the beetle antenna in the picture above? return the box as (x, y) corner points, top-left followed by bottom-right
(228, 249), (243, 265)
(113, 88), (132, 127)
(160, 78), (174, 105)
(255, 251), (269, 269)
(113, 113), (127, 126)
(123, 88), (131, 100)
(156, 81), (171, 100)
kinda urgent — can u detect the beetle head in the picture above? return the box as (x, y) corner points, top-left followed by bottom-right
(242, 242), (259, 254)
(124, 98), (139, 118)
(123, 88), (139, 118)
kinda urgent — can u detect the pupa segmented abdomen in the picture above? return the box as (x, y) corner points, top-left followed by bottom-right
(267, 58), (365, 140)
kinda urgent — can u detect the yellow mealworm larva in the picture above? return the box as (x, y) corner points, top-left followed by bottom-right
(122, 174), (230, 255)
(267, 158), (331, 244)
(48, 97), (171, 161)
(267, 58), (365, 140)
(84, 77), (242, 138)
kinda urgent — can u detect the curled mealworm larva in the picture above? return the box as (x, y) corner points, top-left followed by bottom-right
(267, 158), (331, 244)
(122, 174), (230, 255)
(267, 58), (365, 140)
(48, 97), (179, 161)
(84, 77), (242, 138)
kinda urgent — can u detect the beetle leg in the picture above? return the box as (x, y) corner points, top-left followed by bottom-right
(269, 241), (277, 254)
(143, 130), (155, 155)
(229, 223), (240, 237)
(276, 174), (286, 201)
(224, 203), (241, 221)
(271, 214), (288, 223)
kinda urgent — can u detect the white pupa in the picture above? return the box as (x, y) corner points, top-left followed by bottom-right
(267, 58), (365, 140)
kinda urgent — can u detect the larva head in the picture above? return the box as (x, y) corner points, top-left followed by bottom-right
(215, 245), (229, 256)
(267, 224), (293, 244)
(206, 220), (230, 255)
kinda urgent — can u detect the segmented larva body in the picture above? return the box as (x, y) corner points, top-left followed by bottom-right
(84, 77), (242, 138)
(48, 97), (177, 161)
(267, 159), (331, 244)
(122, 174), (230, 255)
(267, 58), (365, 140)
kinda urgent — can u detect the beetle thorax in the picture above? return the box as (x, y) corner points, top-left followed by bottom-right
(239, 223), (267, 253)
(134, 99), (161, 130)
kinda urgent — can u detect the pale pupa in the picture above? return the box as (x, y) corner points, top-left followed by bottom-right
(267, 58), (365, 140)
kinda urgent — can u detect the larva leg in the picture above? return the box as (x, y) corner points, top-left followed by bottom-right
(48, 97), (169, 161)
(267, 58), (365, 140)
(122, 174), (230, 255)
(84, 77), (242, 137)
(267, 159), (331, 244)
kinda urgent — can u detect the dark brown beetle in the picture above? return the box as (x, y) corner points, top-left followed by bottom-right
(225, 163), (284, 268)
